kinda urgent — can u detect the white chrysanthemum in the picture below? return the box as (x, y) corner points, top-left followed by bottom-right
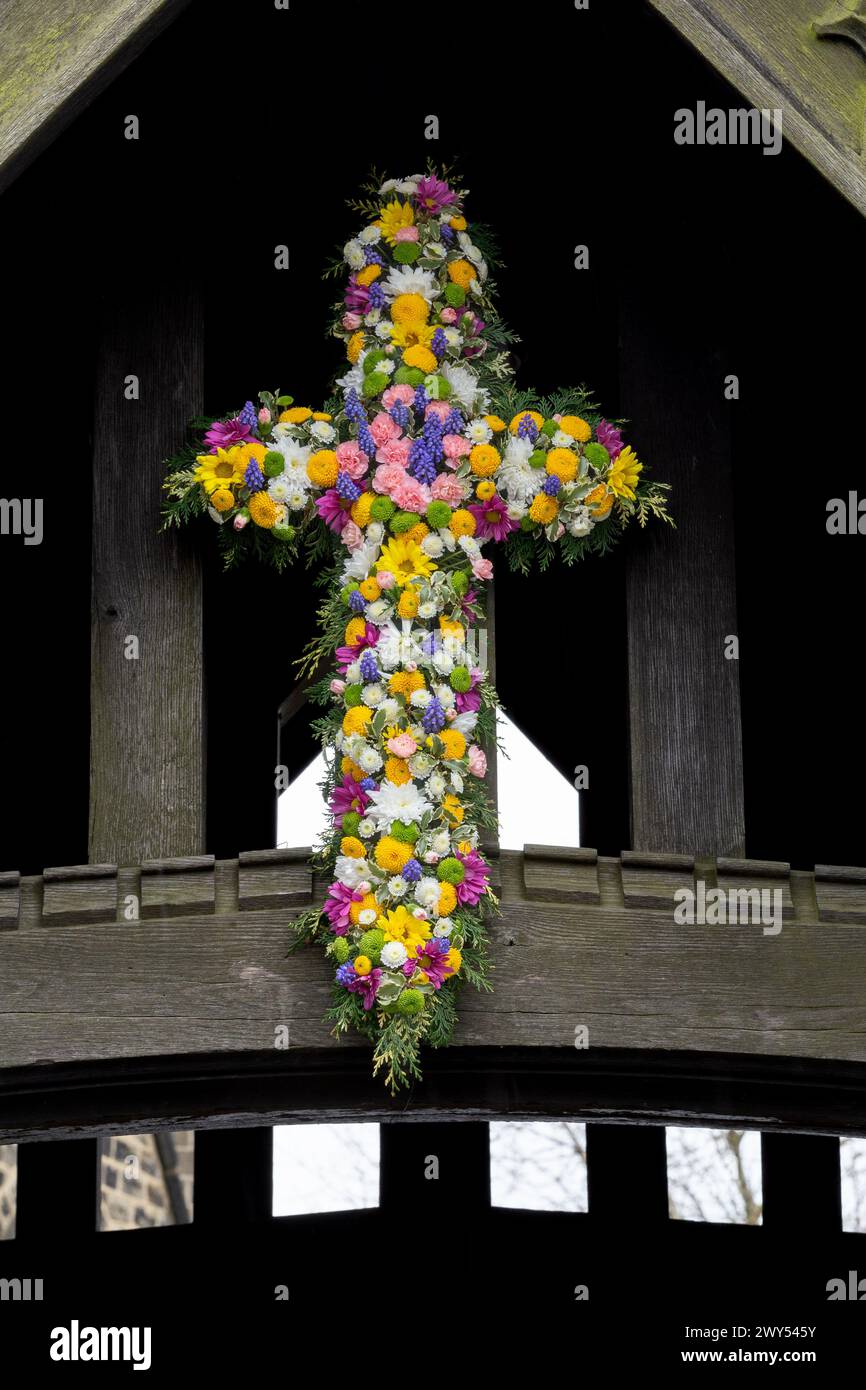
(337, 365), (365, 397)
(552, 430), (573, 448)
(421, 534), (444, 558)
(366, 780), (432, 828)
(414, 878), (441, 912)
(341, 538), (381, 582)
(357, 746), (383, 774)
(458, 535), (480, 559)
(387, 875), (409, 898)
(466, 418), (493, 444)
(362, 682), (384, 707)
(365, 599), (390, 623)
(358, 908), (378, 927)
(345, 662), (362, 684)
(366, 522), (385, 545)
(310, 420), (335, 442)
(374, 319), (393, 339)
(433, 917), (453, 938)
(438, 526), (458, 550)
(431, 829), (451, 856)
(335, 855), (370, 889)
(285, 489), (308, 512)
(380, 940), (408, 968)
(365, 309), (382, 326)
(358, 817), (376, 839)
(452, 712), (478, 738)
(383, 266), (438, 301)
(498, 436), (539, 506)
(418, 600), (437, 619)
(566, 506), (594, 538)
(409, 688), (433, 709)
(443, 327), (462, 349)
(359, 224), (381, 245)
(344, 239), (366, 269)
(450, 771), (464, 793)
(268, 475), (294, 503)
(441, 361), (485, 412)
(409, 752), (434, 778)
(428, 771), (447, 799)
(506, 502), (527, 520)
(435, 685), (455, 710)
(268, 434), (312, 469)
(378, 697), (401, 724)
(432, 649), (453, 675)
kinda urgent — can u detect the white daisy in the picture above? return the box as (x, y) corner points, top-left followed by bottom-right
(345, 662), (362, 684)
(358, 818), (376, 838)
(380, 940), (408, 968)
(267, 476), (293, 503)
(466, 418), (493, 444)
(431, 830), (451, 856)
(286, 489), (308, 512)
(414, 877), (441, 912)
(341, 538), (381, 582)
(432, 649), (453, 676)
(409, 688), (432, 709)
(387, 876), (409, 899)
(450, 772), (464, 793)
(428, 771), (447, 799)
(409, 752), (434, 778)
(567, 506), (594, 538)
(433, 917), (454, 938)
(421, 534), (444, 558)
(361, 682), (384, 707)
(357, 746), (383, 774)
(344, 239), (366, 270)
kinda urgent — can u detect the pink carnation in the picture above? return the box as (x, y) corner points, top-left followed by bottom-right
(382, 384), (415, 409)
(258, 407), (271, 425)
(439, 307), (458, 325)
(443, 433), (472, 465)
(336, 440), (370, 479)
(373, 464), (408, 495)
(342, 312), (362, 331)
(391, 477), (431, 512)
(471, 556), (494, 581)
(425, 400), (451, 424)
(467, 745), (487, 778)
(370, 411), (401, 447)
(330, 678), (346, 696)
(376, 436), (412, 469)
(387, 733), (418, 758)
(377, 569), (395, 590)
(431, 473), (467, 505)
(395, 225), (419, 242)
(341, 520), (364, 550)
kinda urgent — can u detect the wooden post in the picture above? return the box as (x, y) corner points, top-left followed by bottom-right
(89, 280), (205, 865)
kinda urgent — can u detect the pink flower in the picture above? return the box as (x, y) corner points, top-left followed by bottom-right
(425, 400), (451, 424)
(342, 312), (363, 331)
(456, 849), (489, 907)
(336, 440), (370, 479)
(391, 477), (431, 511)
(258, 407), (271, 425)
(431, 473), (467, 505)
(205, 417), (253, 451)
(467, 745), (487, 778)
(471, 556), (494, 581)
(233, 513), (249, 531)
(439, 307), (458, 325)
(316, 489), (350, 533)
(554, 523), (565, 540)
(443, 433), (472, 465)
(341, 520), (364, 550)
(377, 569), (395, 590)
(335, 622), (380, 672)
(387, 733), (418, 758)
(373, 463), (408, 495)
(330, 678), (346, 696)
(376, 437), (411, 469)
(395, 225), (419, 242)
(382, 384), (415, 410)
(468, 495), (518, 543)
(370, 411), (400, 447)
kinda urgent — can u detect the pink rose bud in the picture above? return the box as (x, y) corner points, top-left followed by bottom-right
(377, 570), (395, 590)
(423, 851), (440, 864)
(357, 880), (371, 896)
(412, 906), (428, 918)
(440, 307), (457, 325)
(330, 679), (346, 695)
(405, 660), (417, 672)
(445, 708), (457, 721)
(467, 745), (487, 778)
(554, 523), (565, 540)
(342, 312), (362, 330)
(258, 407), (271, 424)
(233, 513), (250, 531)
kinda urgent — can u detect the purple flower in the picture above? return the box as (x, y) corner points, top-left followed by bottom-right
(204, 417), (254, 452)
(244, 459), (265, 493)
(336, 470), (362, 502)
(412, 937), (453, 989)
(596, 419), (623, 460)
(401, 858), (422, 882)
(325, 883), (359, 936)
(422, 697), (446, 734)
(414, 175), (455, 214)
(468, 495), (518, 543)
(335, 622), (380, 673)
(347, 967), (382, 1010)
(456, 849), (489, 907)
(336, 961), (357, 985)
(359, 650), (379, 682)
(359, 777), (378, 792)
(238, 400), (259, 435)
(329, 775), (369, 821)
(542, 474), (561, 496)
(344, 277), (371, 313)
(349, 589), (366, 614)
(316, 489), (351, 533)
(455, 668), (483, 714)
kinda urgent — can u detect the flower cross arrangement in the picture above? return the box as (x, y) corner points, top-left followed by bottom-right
(162, 167), (673, 1091)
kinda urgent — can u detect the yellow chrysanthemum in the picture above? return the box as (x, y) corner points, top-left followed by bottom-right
(558, 414), (592, 443)
(351, 492), (375, 528)
(389, 669), (425, 697)
(354, 955), (372, 976)
(439, 616), (464, 639)
(391, 293), (430, 326)
(384, 756), (411, 786)
(210, 487), (235, 512)
(376, 199), (415, 246)
(341, 755), (366, 782)
(376, 535), (437, 587)
(240, 441), (268, 466)
(279, 406), (312, 424)
(402, 343), (437, 374)
(448, 509), (476, 538)
(349, 893), (378, 926)
(484, 414), (507, 433)
(437, 882), (457, 916)
(476, 479), (496, 500)
(469, 443), (500, 477)
(249, 492), (278, 528)
(312, 411), (333, 422)
(529, 493), (558, 525)
(345, 617), (367, 646)
(447, 258), (476, 290)
(374, 837), (413, 874)
(509, 410), (544, 435)
(194, 446), (247, 495)
(449, 215), (467, 231)
(406, 522), (429, 546)
(391, 320), (435, 351)
(436, 729), (466, 761)
(340, 836), (366, 859)
(546, 447), (578, 483)
(342, 705), (373, 736)
(347, 331), (365, 364)
(456, 840), (474, 855)
(356, 263), (381, 287)
(442, 794), (464, 826)
(585, 483), (614, 518)
(358, 575), (380, 601)
(607, 444), (642, 500)
(377, 903), (430, 950)
(307, 450), (339, 487)
(444, 947), (462, 975)
(397, 589), (419, 619)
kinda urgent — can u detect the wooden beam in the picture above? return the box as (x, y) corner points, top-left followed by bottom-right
(90, 279), (205, 864)
(0, 0), (192, 195)
(648, 0), (866, 219)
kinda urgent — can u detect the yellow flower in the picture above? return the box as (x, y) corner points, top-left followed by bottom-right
(355, 264), (381, 287)
(384, 756), (411, 785)
(312, 411), (333, 422)
(240, 441), (267, 465)
(406, 522), (429, 546)
(342, 706), (373, 736)
(349, 893), (378, 926)
(509, 410), (544, 435)
(376, 535), (437, 587)
(484, 414), (507, 433)
(607, 444), (642, 500)
(374, 838), (413, 874)
(347, 331), (364, 364)
(345, 617), (367, 646)
(354, 955), (372, 977)
(439, 616), (464, 639)
(586, 483), (614, 518)
(438, 882), (457, 916)
(194, 446), (247, 495)
(449, 215), (467, 231)
(210, 487), (235, 512)
(358, 575), (380, 601)
(442, 794), (464, 826)
(444, 947), (462, 975)
(402, 343), (437, 374)
(351, 493), (375, 528)
(435, 729), (466, 761)
(529, 493), (558, 525)
(389, 669), (425, 697)
(391, 320), (435, 351)
(376, 199), (415, 246)
(377, 904), (430, 950)
(340, 836), (366, 859)
(279, 407), (312, 424)
(307, 450), (339, 487)
(559, 414), (592, 443)
(341, 755), (366, 782)
(397, 588), (419, 619)
(449, 509), (476, 538)
(546, 448), (578, 483)
(391, 293), (430, 326)
(469, 443), (500, 477)
(476, 479), (496, 500)
(249, 492), (278, 528)
(447, 258), (476, 290)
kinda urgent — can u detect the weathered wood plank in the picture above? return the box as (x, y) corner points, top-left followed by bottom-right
(0, 871), (20, 930)
(648, 0), (866, 219)
(90, 279), (205, 864)
(238, 848), (314, 912)
(815, 864), (866, 922)
(42, 863), (118, 926)
(0, 0), (192, 194)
